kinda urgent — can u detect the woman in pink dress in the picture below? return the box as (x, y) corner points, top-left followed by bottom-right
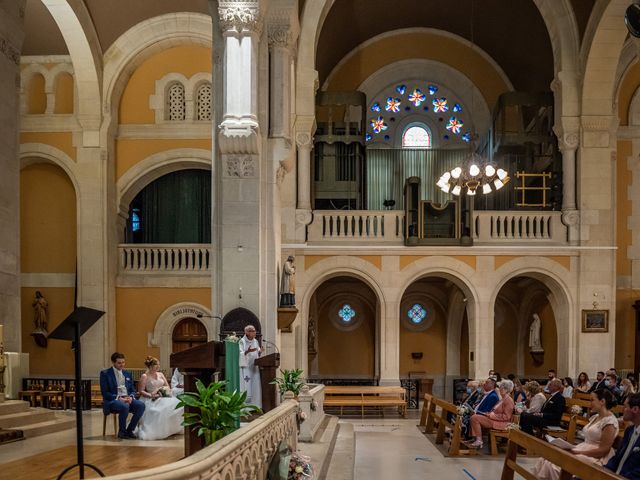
(467, 379), (515, 449)
(533, 388), (619, 480)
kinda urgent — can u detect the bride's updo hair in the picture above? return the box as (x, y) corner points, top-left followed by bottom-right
(144, 356), (159, 368)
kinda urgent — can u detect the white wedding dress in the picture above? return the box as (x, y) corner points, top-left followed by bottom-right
(137, 375), (184, 441)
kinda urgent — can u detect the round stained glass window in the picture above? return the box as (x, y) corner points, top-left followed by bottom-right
(338, 304), (356, 323)
(408, 304), (427, 324)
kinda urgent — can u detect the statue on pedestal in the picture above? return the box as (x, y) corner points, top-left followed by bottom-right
(279, 256), (296, 307)
(31, 290), (49, 347)
(529, 313), (544, 353)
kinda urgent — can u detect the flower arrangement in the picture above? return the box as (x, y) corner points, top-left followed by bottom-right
(506, 423), (520, 431)
(570, 404), (583, 416)
(225, 332), (240, 343)
(456, 405), (470, 416)
(288, 451), (314, 479)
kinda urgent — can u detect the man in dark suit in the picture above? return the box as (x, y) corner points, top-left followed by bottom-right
(605, 392), (640, 478)
(589, 371), (606, 392)
(100, 352), (145, 439)
(519, 378), (565, 435)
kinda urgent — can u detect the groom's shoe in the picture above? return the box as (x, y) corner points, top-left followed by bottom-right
(118, 431), (137, 439)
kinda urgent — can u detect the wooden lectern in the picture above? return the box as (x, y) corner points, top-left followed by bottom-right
(255, 353), (280, 412)
(170, 340), (224, 456)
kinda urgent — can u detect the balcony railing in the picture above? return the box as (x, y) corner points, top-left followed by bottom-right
(473, 211), (566, 243)
(118, 244), (211, 273)
(307, 210), (404, 244)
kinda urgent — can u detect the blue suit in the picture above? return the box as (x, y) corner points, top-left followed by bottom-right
(474, 390), (499, 414)
(605, 425), (640, 479)
(99, 367), (145, 437)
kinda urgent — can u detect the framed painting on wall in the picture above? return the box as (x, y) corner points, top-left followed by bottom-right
(582, 309), (609, 333)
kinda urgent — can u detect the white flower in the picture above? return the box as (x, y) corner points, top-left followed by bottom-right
(457, 405), (469, 415)
(570, 405), (582, 415)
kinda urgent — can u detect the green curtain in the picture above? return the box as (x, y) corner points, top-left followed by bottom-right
(366, 149), (468, 209)
(138, 169), (211, 243)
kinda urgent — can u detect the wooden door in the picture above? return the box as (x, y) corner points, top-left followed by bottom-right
(172, 318), (208, 353)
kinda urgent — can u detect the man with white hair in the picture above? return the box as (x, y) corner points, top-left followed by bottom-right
(239, 324), (263, 408)
(519, 378), (565, 435)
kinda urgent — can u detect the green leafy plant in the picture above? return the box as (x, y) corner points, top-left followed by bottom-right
(176, 379), (261, 445)
(270, 368), (306, 397)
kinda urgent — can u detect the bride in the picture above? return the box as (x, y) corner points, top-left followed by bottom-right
(136, 356), (184, 440)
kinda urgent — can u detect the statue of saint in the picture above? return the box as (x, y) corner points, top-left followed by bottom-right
(32, 291), (49, 348)
(279, 256), (296, 306)
(308, 316), (316, 353)
(529, 313), (544, 352)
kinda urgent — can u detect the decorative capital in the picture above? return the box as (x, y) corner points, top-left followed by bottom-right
(295, 209), (313, 226)
(225, 155), (256, 178)
(218, 119), (260, 155)
(557, 132), (579, 152)
(267, 3), (299, 51)
(295, 132), (313, 148)
(218, 1), (262, 35)
(561, 209), (580, 227)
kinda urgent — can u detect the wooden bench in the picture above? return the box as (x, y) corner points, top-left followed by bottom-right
(543, 397), (592, 440)
(501, 428), (624, 480)
(324, 386), (406, 417)
(419, 393), (437, 434)
(432, 398), (475, 456)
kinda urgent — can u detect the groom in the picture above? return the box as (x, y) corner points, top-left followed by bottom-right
(100, 352), (145, 439)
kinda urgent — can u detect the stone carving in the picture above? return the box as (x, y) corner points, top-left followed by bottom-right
(561, 208), (580, 226)
(279, 256), (296, 306)
(218, 1), (261, 34)
(295, 209), (313, 226)
(529, 313), (544, 353)
(275, 164), (287, 186)
(31, 291), (48, 348)
(295, 132), (312, 148)
(226, 155), (256, 178)
(308, 316), (316, 354)
(0, 36), (20, 66)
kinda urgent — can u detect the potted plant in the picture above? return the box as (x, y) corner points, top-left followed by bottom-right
(271, 368), (306, 397)
(176, 379), (261, 445)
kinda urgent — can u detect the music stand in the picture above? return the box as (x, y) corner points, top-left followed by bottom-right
(49, 307), (105, 479)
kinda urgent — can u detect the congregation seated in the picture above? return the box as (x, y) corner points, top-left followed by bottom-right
(99, 352), (145, 439)
(576, 371), (592, 394)
(562, 377), (574, 398)
(620, 379), (636, 406)
(605, 392), (640, 479)
(513, 379), (527, 405)
(589, 371), (607, 393)
(519, 378), (565, 435)
(466, 379), (515, 449)
(543, 369), (557, 393)
(136, 356), (184, 441)
(521, 381), (546, 414)
(460, 378), (499, 439)
(533, 389), (619, 479)
(605, 373), (624, 404)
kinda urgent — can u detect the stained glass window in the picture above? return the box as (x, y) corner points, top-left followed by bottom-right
(131, 209), (141, 232)
(408, 89), (426, 107)
(402, 125), (431, 148)
(432, 97), (448, 113)
(370, 116), (388, 133)
(446, 117), (464, 134)
(428, 85), (438, 95)
(396, 84), (406, 95)
(338, 304), (356, 322)
(408, 304), (427, 324)
(386, 97), (401, 113)
(462, 132), (472, 142)
(371, 102), (381, 112)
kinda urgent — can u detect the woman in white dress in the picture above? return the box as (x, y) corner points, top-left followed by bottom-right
(136, 356), (184, 441)
(523, 381), (547, 413)
(533, 389), (619, 480)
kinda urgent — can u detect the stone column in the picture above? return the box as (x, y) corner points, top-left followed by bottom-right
(556, 127), (580, 244)
(0, 1), (25, 352)
(293, 117), (315, 242)
(214, 1), (269, 323)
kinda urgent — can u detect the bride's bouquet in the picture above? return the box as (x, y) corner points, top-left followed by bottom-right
(288, 452), (314, 479)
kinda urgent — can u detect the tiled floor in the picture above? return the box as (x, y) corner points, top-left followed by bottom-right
(346, 416), (537, 480)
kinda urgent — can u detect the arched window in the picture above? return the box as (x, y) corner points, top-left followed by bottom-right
(402, 125), (432, 148)
(167, 83), (186, 121)
(196, 83), (212, 121)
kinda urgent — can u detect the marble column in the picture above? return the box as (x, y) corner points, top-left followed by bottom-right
(556, 128), (580, 244)
(0, 1), (25, 352)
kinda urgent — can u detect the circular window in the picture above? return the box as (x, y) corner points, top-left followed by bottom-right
(407, 304), (427, 324)
(338, 304), (356, 323)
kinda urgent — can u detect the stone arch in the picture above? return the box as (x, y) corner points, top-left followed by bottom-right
(102, 12), (212, 131)
(490, 258), (575, 376)
(50, 64), (75, 114)
(149, 302), (213, 371)
(116, 148), (211, 223)
(532, 0), (580, 76)
(20, 143), (80, 197)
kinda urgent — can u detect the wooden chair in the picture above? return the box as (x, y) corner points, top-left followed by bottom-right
(103, 412), (119, 437)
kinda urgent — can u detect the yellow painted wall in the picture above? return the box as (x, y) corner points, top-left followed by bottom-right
(460, 313), (469, 378)
(20, 163), (76, 273)
(494, 304), (518, 375)
(616, 290), (640, 369)
(21, 287), (75, 375)
(399, 300), (446, 376)
(523, 302), (557, 376)
(119, 45), (212, 124)
(54, 72), (74, 114)
(27, 73), (46, 114)
(324, 31), (510, 111)
(116, 288), (211, 368)
(20, 132), (76, 161)
(115, 138), (211, 180)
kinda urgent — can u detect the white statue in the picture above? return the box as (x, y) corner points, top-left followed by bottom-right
(279, 256), (296, 306)
(529, 313), (544, 352)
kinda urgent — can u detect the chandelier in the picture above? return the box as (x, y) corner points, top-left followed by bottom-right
(436, 152), (509, 196)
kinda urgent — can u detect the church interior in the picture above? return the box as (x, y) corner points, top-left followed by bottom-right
(2, 0), (640, 478)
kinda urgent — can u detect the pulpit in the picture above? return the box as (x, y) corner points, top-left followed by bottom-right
(255, 353), (280, 412)
(170, 340), (224, 456)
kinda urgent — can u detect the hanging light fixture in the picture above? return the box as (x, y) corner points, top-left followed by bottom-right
(434, 0), (508, 197)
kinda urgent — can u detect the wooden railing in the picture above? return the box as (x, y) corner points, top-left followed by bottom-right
(473, 211), (566, 244)
(118, 244), (211, 273)
(103, 400), (298, 480)
(307, 210), (404, 244)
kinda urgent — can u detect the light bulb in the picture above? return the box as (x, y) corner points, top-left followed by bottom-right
(467, 188), (476, 196)
(497, 168), (507, 180)
(485, 165), (495, 177)
(494, 178), (504, 190)
(451, 167), (462, 179)
(442, 172), (451, 181)
(452, 185), (462, 195)
(436, 178), (446, 188)
(482, 183), (492, 194)
(469, 164), (480, 177)
(440, 184), (450, 193)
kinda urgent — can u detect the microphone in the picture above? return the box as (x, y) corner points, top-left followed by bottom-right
(196, 313), (223, 320)
(260, 338), (280, 356)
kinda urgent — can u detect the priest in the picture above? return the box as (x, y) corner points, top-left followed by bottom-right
(239, 325), (263, 408)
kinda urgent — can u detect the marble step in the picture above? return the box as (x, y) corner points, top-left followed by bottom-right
(0, 400), (30, 416)
(323, 421), (355, 480)
(8, 416), (76, 438)
(0, 408), (56, 428)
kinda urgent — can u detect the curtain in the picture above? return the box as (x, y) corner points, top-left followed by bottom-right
(136, 169), (211, 243)
(366, 149), (468, 210)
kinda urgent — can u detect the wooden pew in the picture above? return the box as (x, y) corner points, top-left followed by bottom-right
(433, 398), (473, 456)
(501, 428), (624, 480)
(419, 393), (437, 433)
(324, 385), (406, 417)
(544, 397), (592, 440)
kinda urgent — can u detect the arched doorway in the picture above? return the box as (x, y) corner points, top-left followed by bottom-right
(172, 317), (208, 353)
(307, 276), (378, 382)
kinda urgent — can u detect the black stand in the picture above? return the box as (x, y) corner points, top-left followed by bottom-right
(49, 307), (106, 479)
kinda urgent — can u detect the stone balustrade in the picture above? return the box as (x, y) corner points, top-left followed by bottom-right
(472, 211), (566, 244)
(297, 383), (325, 442)
(118, 244), (211, 273)
(307, 210), (404, 244)
(103, 400), (298, 480)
